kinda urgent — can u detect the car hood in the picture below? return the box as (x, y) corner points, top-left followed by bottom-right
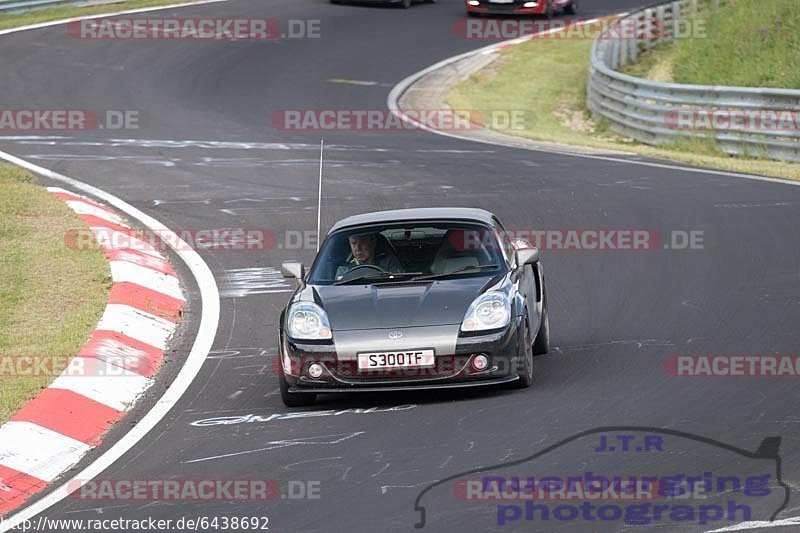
(312, 277), (493, 331)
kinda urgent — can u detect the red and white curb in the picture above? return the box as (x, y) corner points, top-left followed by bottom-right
(0, 187), (185, 516)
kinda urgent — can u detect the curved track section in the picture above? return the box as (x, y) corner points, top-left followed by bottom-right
(1, 1), (799, 531)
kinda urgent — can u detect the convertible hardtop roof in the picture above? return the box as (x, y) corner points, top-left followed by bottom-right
(328, 208), (497, 234)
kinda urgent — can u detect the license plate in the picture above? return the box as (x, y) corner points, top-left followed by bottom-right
(357, 350), (435, 370)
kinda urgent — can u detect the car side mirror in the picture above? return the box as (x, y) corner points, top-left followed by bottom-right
(515, 247), (539, 266)
(281, 260), (305, 279)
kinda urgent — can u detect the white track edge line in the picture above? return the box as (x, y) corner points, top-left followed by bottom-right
(386, 15), (800, 188)
(0, 150), (219, 531)
(706, 517), (800, 532)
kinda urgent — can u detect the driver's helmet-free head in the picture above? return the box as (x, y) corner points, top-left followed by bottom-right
(348, 231), (398, 263)
(348, 232), (376, 265)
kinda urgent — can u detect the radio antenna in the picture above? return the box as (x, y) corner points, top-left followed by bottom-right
(316, 138), (324, 252)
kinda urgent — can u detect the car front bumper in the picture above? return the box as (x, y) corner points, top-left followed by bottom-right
(281, 317), (523, 392)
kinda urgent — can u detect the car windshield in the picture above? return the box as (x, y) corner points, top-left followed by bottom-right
(307, 222), (508, 285)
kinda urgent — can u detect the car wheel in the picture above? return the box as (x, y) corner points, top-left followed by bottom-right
(564, 0), (576, 14)
(280, 373), (317, 407)
(533, 307), (550, 355)
(400, 0), (411, 8)
(514, 316), (534, 388)
(545, 0), (555, 18)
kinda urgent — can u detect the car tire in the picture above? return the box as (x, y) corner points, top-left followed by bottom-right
(545, 0), (555, 18)
(533, 307), (550, 355)
(514, 316), (534, 388)
(280, 373), (317, 407)
(400, 0), (411, 8)
(565, 0), (576, 14)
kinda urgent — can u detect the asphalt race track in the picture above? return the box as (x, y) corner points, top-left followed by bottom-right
(1, 0), (800, 531)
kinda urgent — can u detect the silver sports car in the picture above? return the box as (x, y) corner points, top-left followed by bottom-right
(278, 208), (549, 406)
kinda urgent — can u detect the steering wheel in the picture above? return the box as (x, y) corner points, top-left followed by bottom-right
(338, 263), (386, 282)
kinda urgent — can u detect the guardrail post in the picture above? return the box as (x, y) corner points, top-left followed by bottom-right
(655, 6), (666, 45)
(619, 29), (629, 66)
(628, 14), (639, 63)
(619, 33), (628, 67)
(643, 8), (654, 49)
(672, 1), (682, 41)
(610, 39), (620, 70)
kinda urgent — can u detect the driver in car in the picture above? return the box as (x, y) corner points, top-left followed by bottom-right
(337, 232), (403, 278)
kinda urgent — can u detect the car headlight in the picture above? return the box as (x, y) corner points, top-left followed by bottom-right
(287, 302), (332, 340)
(460, 291), (511, 332)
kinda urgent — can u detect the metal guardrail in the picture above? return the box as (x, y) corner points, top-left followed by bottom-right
(0, 0), (123, 13)
(0, 0), (70, 12)
(587, 0), (800, 163)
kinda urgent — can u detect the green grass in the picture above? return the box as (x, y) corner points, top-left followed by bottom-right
(625, 0), (800, 88)
(0, 0), (201, 31)
(672, 0), (800, 89)
(446, 23), (800, 181)
(0, 164), (110, 424)
(620, 42), (677, 82)
(449, 38), (597, 147)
